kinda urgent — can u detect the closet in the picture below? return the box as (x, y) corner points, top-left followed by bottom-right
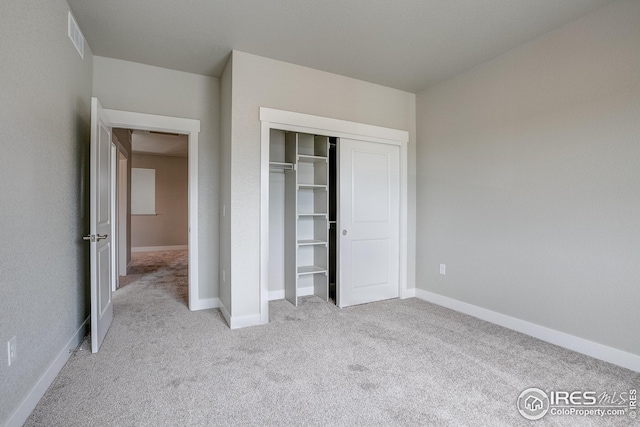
(268, 127), (400, 308)
(269, 130), (336, 305)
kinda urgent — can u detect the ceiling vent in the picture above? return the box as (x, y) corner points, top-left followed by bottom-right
(68, 12), (85, 59)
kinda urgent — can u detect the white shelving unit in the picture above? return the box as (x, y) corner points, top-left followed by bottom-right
(268, 131), (329, 306)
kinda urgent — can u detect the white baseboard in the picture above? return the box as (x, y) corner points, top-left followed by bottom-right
(414, 289), (640, 373)
(219, 301), (231, 326)
(401, 287), (416, 299)
(269, 290), (284, 301)
(6, 317), (89, 427)
(189, 297), (220, 311)
(131, 245), (188, 253)
(228, 313), (263, 329)
(218, 301), (262, 329)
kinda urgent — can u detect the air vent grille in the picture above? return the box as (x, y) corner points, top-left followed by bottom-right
(68, 12), (84, 59)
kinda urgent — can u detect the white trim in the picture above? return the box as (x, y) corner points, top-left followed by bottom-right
(219, 302), (231, 326)
(403, 288), (416, 299)
(269, 290), (285, 301)
(260, 107), (409, 325)
(414, 289), (640, 372)
(260, 108), (407, 143)
(229, 313), (263, 330)
(189, 297), (220, 311)
(218, 301), (262, 329)
(5, 317), (89, 427)
(260, 121), (270, 325)
(110, 143), (117, 294)
(131, 245), (188, 253)
(103, 109), (201, 312)
(187, 131), (199, 311)
(117, 153), (128, 279)
(104, 109), (200, 133)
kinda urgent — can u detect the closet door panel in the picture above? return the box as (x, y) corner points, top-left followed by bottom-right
(338, 138), (400, 308)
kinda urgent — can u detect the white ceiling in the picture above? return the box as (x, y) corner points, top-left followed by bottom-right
(67, 0), (615, 93)
(131, 131), (188, 157)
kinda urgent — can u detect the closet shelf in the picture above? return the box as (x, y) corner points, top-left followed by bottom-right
(297, 239), (328, 246)
(298, 265), (328, 275)
(274, 131), (330, 307)
(298, 155), (327, 163)
(298, 184), (327, 190)
(269, 161), (294, 170)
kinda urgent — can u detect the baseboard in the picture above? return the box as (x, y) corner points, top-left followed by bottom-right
(217, 301), (262, 329)
(131, 245), (188, 253)
(229, 313), (263, 329)
(219, 301), (231, 327)
(269, 290), (284, 301)
(189, 297), (220, 311)
(401, 287), (416, 299)
(6, 317), (90, 427)
(414, 289), (640, 373)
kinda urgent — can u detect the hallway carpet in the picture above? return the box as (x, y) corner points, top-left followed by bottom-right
(25, 251), (638, 426)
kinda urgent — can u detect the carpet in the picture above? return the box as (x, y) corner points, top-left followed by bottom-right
(24, 250), (638, 426)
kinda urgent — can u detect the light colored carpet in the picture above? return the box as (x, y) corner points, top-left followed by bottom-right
(24, 250), (638, 426)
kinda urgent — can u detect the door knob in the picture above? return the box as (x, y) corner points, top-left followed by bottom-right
(342, 230), (347, 235)
(83, 234), (108, 242)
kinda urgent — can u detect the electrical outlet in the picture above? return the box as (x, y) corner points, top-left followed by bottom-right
(439, 264), (446, 275)
(7, 336), (16, 367)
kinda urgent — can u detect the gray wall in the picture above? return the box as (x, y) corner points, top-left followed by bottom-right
(0, 0), (93, 424)
(416, 0), (640, 356)
(131, 154), (188, 248)
(92, 57), (221, 301)
(223, 51), (416, 319)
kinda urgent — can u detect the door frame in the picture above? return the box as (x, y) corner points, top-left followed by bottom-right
(117, 152), (128, 281)
(104, 108), (202, 310)
(259, 107), (409, 324)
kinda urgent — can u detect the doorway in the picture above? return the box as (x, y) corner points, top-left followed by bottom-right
(104, 108), (201, 310)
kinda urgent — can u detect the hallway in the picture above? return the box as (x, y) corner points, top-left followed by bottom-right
(118, 250), (189, 308)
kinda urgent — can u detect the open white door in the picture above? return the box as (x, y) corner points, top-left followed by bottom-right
(338, 138), (400, 308)
(87, 97), (114, 353)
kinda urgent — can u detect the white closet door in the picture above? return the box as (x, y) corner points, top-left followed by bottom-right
(338, 138), (400, 307)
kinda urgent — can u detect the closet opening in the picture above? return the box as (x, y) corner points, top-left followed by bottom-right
(261, 106), (409, 323)
(268, 129), (338, 306)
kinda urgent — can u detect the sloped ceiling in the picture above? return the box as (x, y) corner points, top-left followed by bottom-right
(68, 0), (615, 92)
